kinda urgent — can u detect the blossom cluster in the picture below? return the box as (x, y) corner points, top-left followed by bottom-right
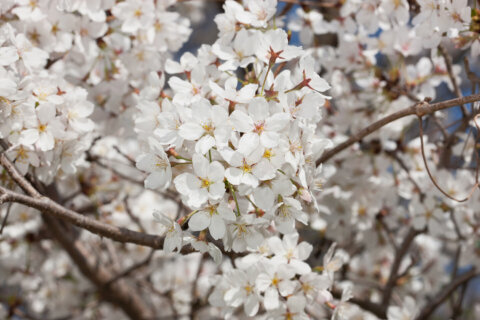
(1, 0), (480, 319)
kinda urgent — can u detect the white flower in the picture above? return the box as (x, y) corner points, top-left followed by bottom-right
(230, 98), (289, 155)
(274, 197), (308, 234)
(255, 260), (296, 310)
(178, 99), (230, 154)
(153, 211), (183, 253)
(212, 29), (256, 71)
(112, 0), (155, 34)
(222, 148), (272, 188)
(21, 104), (65, 151)
(209, 77), (258, 105)
(188, 200), (236, 240)
(224, 268), (261, 317)
(268, 233), (312, 274)
(136, 139), (172, 191)
(174, 153), (225, 208)
(254, 29), (302, 66)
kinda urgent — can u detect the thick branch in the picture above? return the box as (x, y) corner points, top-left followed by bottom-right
(43, 215), (155, 319)
(0, 153), (168, 249)
(316, 94), (480, 166)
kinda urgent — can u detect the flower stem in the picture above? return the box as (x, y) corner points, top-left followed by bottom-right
(228, 183), (241, 217)
(261, 63), (272, 96)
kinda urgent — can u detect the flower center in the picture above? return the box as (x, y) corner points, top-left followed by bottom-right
(201, 178), (212, 188)
(263, 149), (273, 159)
(134, 9), (143, 18)
(156, 157), (169, 169)
(253, 121), (265, 134)
(241, 160), (252, 173)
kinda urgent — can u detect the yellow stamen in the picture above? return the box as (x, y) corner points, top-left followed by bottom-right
(201, 178), (212, 188)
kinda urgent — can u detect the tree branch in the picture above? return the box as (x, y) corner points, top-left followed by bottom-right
(316, 94), (480, 166)
(0, 153), (169, 249)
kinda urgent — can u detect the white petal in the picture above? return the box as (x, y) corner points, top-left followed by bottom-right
(225, 167), (243, 185)
(264, 287), (279, 310)
(209, 215), (226, 240)
(189, 211), (211, 231)
(230, 110), (253, 132)
(193, 153), (209, 178)
(179, 122), (204, 140)
(238, 132), (259, 155)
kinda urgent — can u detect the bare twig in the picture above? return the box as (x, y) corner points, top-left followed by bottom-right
(418, 115), (479, 203)
(105, 249), (155, 287)
(415, 268), (478, 320)
(438, 44), (468, 116)
(382, 228), (423, 308)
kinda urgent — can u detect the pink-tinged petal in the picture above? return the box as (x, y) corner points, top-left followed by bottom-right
(189, 211), (211, 231)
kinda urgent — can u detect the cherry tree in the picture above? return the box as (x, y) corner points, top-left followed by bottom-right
(1, 0), (480, 319)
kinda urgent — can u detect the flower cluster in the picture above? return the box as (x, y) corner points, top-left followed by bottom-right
(135, 0), (331, 253)
(2, 0), (480, 319)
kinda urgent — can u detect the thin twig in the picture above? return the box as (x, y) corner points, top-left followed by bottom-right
(418, 115), (479, 203)
(105, 249), (155, 287)
(415, 268), (478, 320)
(438, 44), (468, 116)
